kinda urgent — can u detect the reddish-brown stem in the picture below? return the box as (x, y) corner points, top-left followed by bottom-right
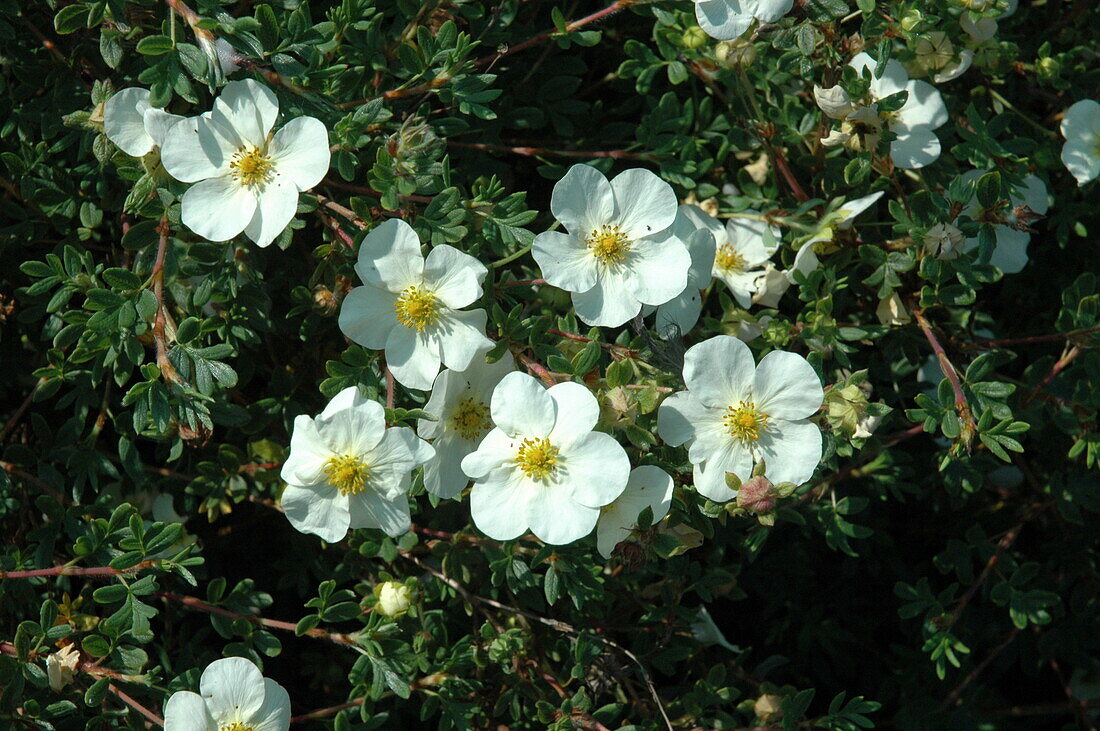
(914, 309), (976, 450)
(316, 195), (367, 229)
(384, 366), (396, 410)
(974, 325), (1100, 347)
(498, 278), (547, 288)
(0, 378), (45, 443)
(449, 141), (655, 161)
(290, 698), (365, 724)
(154, 591), (359, 646)
(0, 560), (157, 580)
(547, 329), (638, 357)
(318, 210), (356, 250)
(109, 684), (165, 727)
(151, 216), (179, 384)
(514, 352), (561, 387)
(1023, 345), (1081, 407)
(323, 178), (433, 204)
(938, 627), (1020, 711)
(771, 148), (810, 203)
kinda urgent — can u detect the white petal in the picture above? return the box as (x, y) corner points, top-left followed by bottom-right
(525, 482), (600, 545)
(269, 116), (330, 190)
(546, 381), (600, 446)
(249, 678), (291, 731)
(532, 230), (599, 293)
(560, 431), (629, 508)
(726, 214), (779, 264)
(180, 176), (257, 242)
(280, 415), (331, 485)
(814, 85), (855, 120)
(385, 326), (441, 391)
(837, 191), (884, 225)
(693, 441), (753, 502)
(897, 80), (948, 130)
(281, 483), (350, 542)
(550, 164), (615, 236)
(656, 391), (710, 447)
(1016, 174), (1049, 215)
(624, 227), (691, 306)
(890, 126), (941, 169)
(338, 286), (399, 349)
(104, 88), (153, 157)
(610, 168), (678, 240)
(160, 113), (235, 183)
(436, 309), (493, 373)
(143, 108), (185, 149)
(423, 434), (474, 498)
(695, 0), (753, 41)
(851, 54), (909, 97)
(989, 227), (1030, 274)
(756, 418), (822, 485)
(682, 335), (755, 408)
(244, 177), (298, 248)
(789, 243), (820, 280)
(752, 350), (823, 420)
(211, 79), (279, 148)
(490, 371), (555, 438)
(469, 467), (532, 540)
(348, 490), (411, 537)
(655, 289), (703, 336)
(354, 219), (424, 292)
(748, 0), (794, 22)
(418, 368), (461, 440)
(571, 270), (642, 327)
(716, 269), (758, 309)
(388, 426), (435, 468)
(164, 691), (217, 731)
(315, 387), (387, 455)
(422, 245), (487, 309)
(596, 466), (674, 558)
(199, 657), (266, 725)
(461, 428), (514, 479)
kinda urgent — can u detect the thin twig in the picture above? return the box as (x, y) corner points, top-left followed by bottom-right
(914, 309), (976, 450)
(108, 684), (164, 727)
(0, 560), (158, 580)
(151, 216), (179, 383)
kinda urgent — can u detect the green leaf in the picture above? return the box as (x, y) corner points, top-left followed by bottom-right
(136, 35), (176, 56)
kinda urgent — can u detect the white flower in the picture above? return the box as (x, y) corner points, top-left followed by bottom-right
(959, 170), (1049, 273)
(657, 336), (823, 501)
(711, 213), (780, 308)
(46, 645), (80, 693)
(374, 581), (413, 618)
(923, 222), (965, 259)
(814, 85), (855, 120)
(789, 192), (884, 280)
(595, 465), (674, 558)
(163, 656), (290, 731)
(461, 372), (630, 544)
(847, 53), (949, 169)
(280, 387), (434, 542)
(1060, 99), (1100, 185)
(959, 0), (1016, 42)
(912, 32), (973, 83)
(417, 354), (515, 498)
(160, 79), (330, 247)
(532, 165), (691, 327)
(693, 0), (795, 41)
(338, 219), (494, 390)
(751, 266), (789, 307)
(652, 205), (718, 335)
(103, 87), (185, 157)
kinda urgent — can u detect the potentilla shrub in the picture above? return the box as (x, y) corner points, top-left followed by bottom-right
(1, 0), (1099, 729)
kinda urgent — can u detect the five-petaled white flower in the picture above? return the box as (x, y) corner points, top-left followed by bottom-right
(417, 354), (515, 499)
(959, 170), (1048, 274)
(339, 219), (494, 390)
(533, 165), (691, 328)
(280, 386), (433, 542)
(160, 79), (330, 248)
(163, 656), (290, 731)
(461, 372), (630, 544)
(789, 192), (884, 280)
(692, 0), (794, 41)
(657, 336), (823, 501)
(818, 54), (948, 169)
(103, 87), (184, 157)
(1060, 99), (1100, 186)
(595, 466), (675, 559)
(710, 211), (781, 308)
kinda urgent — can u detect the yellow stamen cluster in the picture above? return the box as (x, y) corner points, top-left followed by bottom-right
(394, 285), (440, 332)
(586, 225), (632, 266)
(323, 454), (371, 495)
(515, 438), (560, 480)
(451, 397), (492, 441)
(221, 723), (254, 731)
(229, 146), (273, 187)
(714, 244), (747, 273)
(723, 401), (770, 443)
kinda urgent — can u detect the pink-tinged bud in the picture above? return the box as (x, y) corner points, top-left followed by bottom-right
(737, 476), (777, 515)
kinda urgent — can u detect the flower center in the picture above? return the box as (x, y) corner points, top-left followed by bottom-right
(723, 401), (770, 442)
(394, 285), (440, 332)
(221, 724), (254, 731)
(451, 397), (492, 441)
(714, 244), (747, 273)
(229, 146), (273, 187)
(515, 437), (560, 480)
(586, 225), (632, 266)
(323, 454), (371, 495)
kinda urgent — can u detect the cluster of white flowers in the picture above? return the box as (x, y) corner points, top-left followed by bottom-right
(164, 656), (290, 731)
(105, 79), (330, 248)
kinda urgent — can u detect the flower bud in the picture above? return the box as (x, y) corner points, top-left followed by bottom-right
(681, 26), (709, 50)
(374, 581), (413, 618)
(899, 9), (925, 33)
(715, 39), (756, 68)
(754, 694), (784, 723)
(736, 475), (779, 516)
(1036, 56), (1061, 84)
(46, 645), (81, 692)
